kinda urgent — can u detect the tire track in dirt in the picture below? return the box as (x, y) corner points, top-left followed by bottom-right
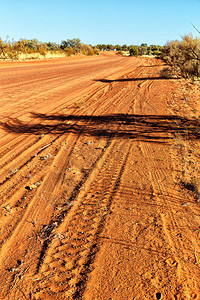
(0, 56), (145, 298)
(139, 141), (200, 298)
(135, 73), (200, 298)
(0, 55), (134, 119)
(29, 139), (132, 300)
(0, 93), (103, 237)
(1, 88), (137, 299)
(82, 59), (200, 299)
(1, 55), (188, 299)
(0, 74), (119, 195)
(0, 132), (79, 245)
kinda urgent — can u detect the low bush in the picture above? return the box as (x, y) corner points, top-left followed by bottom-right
(0, 38), (20, 59)
(161, 34), (200, 80)
(64, 47), (76, 56)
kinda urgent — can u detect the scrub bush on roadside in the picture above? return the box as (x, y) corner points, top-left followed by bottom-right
(161, 34), (200, 80)
(64, 47), (76, 56)
(0, 38), (48, 59)
(0, 38), (20, 59)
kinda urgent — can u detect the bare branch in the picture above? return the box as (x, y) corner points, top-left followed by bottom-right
(191, 22), (200, 35)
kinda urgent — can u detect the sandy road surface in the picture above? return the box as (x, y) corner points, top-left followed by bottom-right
(0, 52), (200, 300)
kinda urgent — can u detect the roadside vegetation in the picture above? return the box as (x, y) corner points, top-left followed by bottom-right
(162, 32), (200, 202)
(0, 37), (99, 60)
(0, 36), (163, 60)
(161, 34), (200, 81)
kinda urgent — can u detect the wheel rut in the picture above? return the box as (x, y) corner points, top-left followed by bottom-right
(0, 55), (144, 299)
(1, 55), (199, 299)
(139, 140), (200, 297)
(31, 139), (132, 299)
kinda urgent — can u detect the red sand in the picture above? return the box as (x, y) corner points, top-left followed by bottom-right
(0, 52), (200, 299)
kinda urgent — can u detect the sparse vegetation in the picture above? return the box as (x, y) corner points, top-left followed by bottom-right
(0, 36), (163, 60)
(161, 34), (200, 80)
(168, 75), (200, 203)
(181, 179), (200, 201)
(192, 179), (200, 200)
(0, 37), (99, 60)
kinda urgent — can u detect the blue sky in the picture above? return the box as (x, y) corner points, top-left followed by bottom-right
(0, 0), (200, 46)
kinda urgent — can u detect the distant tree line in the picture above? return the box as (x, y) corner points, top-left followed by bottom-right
(0, 37), (163, 60)
(95, 43), (163, 56)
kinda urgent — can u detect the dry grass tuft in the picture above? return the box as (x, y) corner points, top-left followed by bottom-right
(161, 34), (200, 81)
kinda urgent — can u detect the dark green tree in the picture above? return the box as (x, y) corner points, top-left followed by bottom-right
(61, 38), (81, 53)
(115, 44), (122, 51)
(46, 42), (59, 51)
(106, 44), (115, 51)
(122, 44), (128, 51)
(129, 46), (139, 56)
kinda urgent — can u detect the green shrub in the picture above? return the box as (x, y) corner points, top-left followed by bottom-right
(46, 42), (60, 51)
(129, 46), (139, 56)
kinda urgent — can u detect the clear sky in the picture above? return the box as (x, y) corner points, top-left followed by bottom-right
(0, 0), (200, 46)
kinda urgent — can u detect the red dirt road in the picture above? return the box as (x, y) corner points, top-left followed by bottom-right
(0, 53), (200, 300)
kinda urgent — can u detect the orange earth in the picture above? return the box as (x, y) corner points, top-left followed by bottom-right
(0, 52), (200, 300)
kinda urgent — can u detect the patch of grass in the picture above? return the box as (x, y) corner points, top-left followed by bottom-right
(191, 108), (197, 113)
(173, 132), (186, 149)
(156, 156), (165, 161)
(181, 179), (200, 200)
(160, 67), (178, 79)
(73, 100), (84, 108)
(10, 168), (19, 175)
(191, 179), (200, 199)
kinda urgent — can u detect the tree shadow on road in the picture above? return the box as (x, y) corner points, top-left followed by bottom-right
(0, 113), (199, 143)
(94, 76), (179, 83)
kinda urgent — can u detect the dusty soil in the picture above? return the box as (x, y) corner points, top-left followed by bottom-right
(0, 52), (200, 300)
